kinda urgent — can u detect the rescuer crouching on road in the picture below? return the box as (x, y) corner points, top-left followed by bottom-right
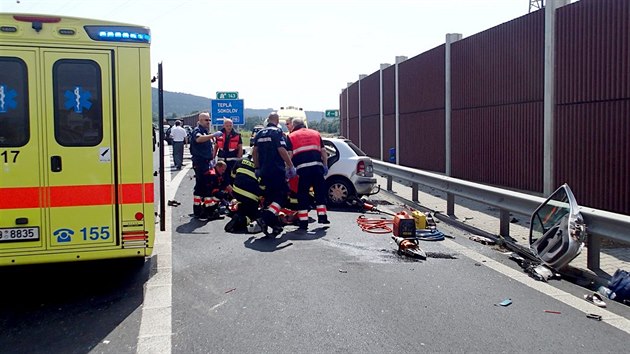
(289, 118), (329, 230)
(204, 160), (232, 220)
(224, 155), (262, 233)
(252, 112), (295, 237)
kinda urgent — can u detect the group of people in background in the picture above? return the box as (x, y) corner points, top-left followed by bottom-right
(184, 111), (330, 237)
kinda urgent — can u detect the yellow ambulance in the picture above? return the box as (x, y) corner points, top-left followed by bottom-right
(0, 13), (154, 266)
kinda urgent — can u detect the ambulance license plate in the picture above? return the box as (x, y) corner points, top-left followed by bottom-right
(0, 227), (40, 242)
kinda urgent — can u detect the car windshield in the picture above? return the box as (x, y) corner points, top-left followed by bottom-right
(344, 140), (366, 156)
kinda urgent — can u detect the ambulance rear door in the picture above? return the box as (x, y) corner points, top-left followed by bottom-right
(0, 48), (45, 253)
(43, 50), (118, 250)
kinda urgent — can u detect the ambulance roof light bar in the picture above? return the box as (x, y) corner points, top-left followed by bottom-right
(84, 25), (151, 43)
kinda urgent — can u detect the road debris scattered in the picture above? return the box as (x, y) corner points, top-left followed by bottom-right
(544, 310), (561, 314)
(469, 235), (496, 245)
(224, 288), (236, 294)
(583, 293), (607, 308)
(496, 298), (512, 307)
(586, 313), (602, 321)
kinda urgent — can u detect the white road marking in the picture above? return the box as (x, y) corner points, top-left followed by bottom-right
(137, 149), (191, 354)
(442, 239), (630, 335)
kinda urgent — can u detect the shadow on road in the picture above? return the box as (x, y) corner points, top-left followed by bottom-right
(0, 257), (152, 353)
(175, 214), (224, 235)
(243, 226), (329, 252)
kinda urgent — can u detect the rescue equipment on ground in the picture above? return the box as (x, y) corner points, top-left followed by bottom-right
(354, 199), (445, 241)
(356, 215), (393, 234)
(411, 210), (426, 229)
(392, 236), (426, 260)
(393, 211), (415, 237)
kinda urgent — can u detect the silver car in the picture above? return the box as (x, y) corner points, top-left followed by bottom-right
(322, 138), (378, 206)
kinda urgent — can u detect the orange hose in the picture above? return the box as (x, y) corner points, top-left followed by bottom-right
(356, 215), (393, 234)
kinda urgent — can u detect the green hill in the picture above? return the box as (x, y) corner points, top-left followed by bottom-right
(151, 88), (327, 122)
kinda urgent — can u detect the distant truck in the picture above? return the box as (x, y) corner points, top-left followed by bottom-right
(276, 106), (308, 132)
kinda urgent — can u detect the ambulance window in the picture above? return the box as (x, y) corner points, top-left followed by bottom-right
(53, 59), (103, 146)
(0, 58), (29, 147)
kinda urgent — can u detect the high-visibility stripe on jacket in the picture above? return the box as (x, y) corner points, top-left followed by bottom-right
(231, 158), (261, 202)
(289, 127), (324, 171)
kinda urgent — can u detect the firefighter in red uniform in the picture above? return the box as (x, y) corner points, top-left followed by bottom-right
(288, 118), (329, 230)
(213, 118), (243, 186)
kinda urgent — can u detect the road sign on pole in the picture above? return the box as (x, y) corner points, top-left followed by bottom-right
(325, 109), (340, 118)
(211, 99), (244, 125)
(216, 91), (239, 100)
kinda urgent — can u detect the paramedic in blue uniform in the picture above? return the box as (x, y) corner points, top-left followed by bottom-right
(252, 112), (296, 236)
(190, 112), (222, 219)
(213, 118), (243, 185)
(289, 118), (329, 230)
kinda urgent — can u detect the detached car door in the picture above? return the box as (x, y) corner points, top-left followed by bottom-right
(529, 184), (587, 269)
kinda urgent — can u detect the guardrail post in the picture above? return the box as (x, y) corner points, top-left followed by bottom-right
(411, 183), (418, 202)
(499, 209), (510, 238)
(387, 175), (393, 191)
(446, 192), (455, 216)
(587, 234), (601, 271)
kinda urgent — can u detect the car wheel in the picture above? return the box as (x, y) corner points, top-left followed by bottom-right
(327, 177), (355, 206)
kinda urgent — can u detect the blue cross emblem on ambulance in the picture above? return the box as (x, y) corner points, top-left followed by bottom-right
(0, 84), (18, 113)
(64, 86), (92, 113)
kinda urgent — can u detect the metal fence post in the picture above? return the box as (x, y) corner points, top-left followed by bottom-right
(387, 175), (393, 191)
(411, 183), (418, 202)
(446, 193), (455, 216)
(587, 234), (601, 271)
(499, 209), (510, 238)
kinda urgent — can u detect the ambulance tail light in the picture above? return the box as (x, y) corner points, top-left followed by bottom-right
(356, 160), (366, 176)
(122, 230), (148, 248)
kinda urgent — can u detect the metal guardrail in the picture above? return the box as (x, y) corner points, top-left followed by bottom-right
(373, 160), (630, 271)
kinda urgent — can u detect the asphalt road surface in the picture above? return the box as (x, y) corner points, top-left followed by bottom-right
(164, 166), (630, 353)
(1, 148), (629, 354)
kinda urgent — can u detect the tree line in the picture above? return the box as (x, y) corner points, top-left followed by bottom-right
(241, 116), (340, 134)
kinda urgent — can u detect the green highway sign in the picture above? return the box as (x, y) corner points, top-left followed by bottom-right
(325, 109), (340, 118)
(216, 91), (239, 99)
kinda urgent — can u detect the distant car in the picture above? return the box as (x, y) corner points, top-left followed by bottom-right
(163, 125), (172, 145)
(322, 137), (378, 206)
(183, 125), (192, 135)
(249, 125), (265, 147)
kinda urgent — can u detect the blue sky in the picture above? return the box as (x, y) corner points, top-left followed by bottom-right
(3, 0), (540, 110)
